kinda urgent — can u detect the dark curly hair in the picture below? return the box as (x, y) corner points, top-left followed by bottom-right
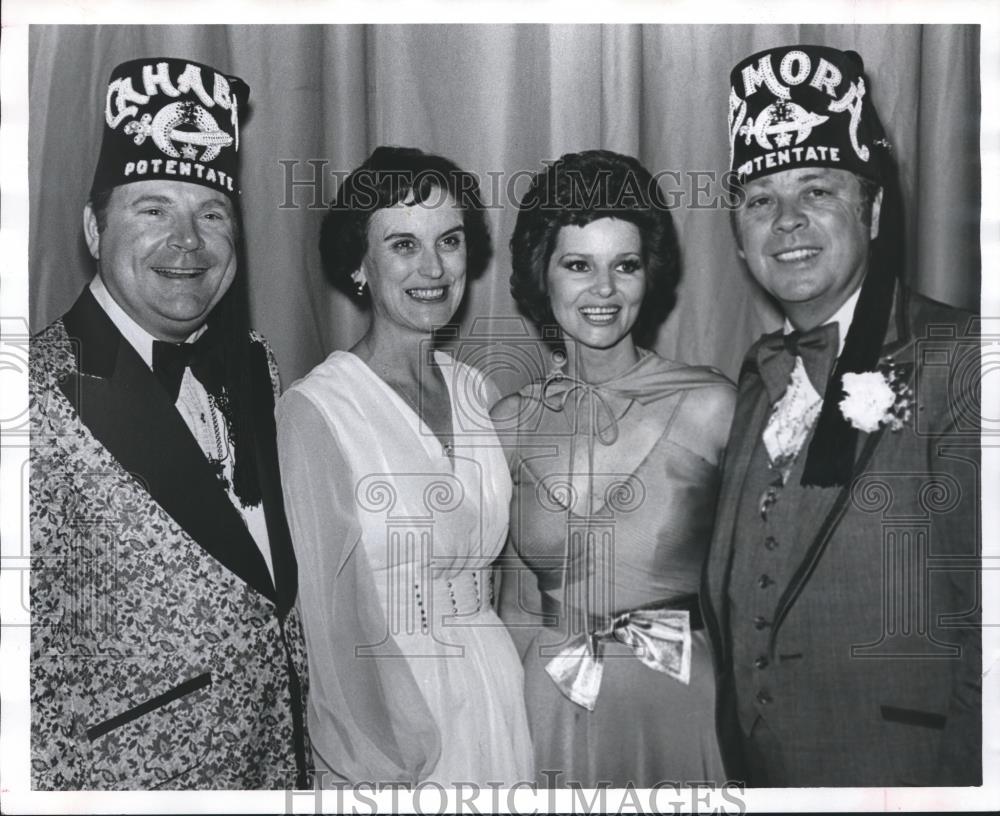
(320, 146), (492, 298)
(509, 149), (679, 346)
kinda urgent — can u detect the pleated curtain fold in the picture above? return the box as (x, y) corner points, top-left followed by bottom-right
(29, 24), (980, 388)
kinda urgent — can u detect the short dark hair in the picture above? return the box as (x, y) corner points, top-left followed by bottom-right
(857, 176), (881, 228)
(88, 188), (114, 233)
(320, 146), (492, 297)
(509, 150), (679, 345)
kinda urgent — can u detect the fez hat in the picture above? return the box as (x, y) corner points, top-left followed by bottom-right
(90, 57), (249, 202)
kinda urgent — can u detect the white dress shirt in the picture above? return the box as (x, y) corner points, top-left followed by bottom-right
(764, 285), (863, 474)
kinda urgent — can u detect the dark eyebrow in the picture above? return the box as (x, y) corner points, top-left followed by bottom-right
(556, 250), (641, 260)
(798, 172), (833, 183)
(130, 195), (174, 206)
(382, 231), (417, 242)
(129, 194), (231, 210)
(382, 225), (464, 243)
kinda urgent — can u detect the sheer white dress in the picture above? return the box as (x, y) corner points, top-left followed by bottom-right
(277, 350), (533, 786)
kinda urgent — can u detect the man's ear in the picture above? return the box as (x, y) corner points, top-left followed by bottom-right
(83, 203), (101, 261)
(869, 187), (883, 241)
(729, 208), (746, 260)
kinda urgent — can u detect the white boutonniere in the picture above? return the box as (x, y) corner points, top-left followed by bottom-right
(839, 363), (913, 433)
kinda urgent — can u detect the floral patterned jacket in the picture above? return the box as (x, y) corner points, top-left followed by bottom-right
(30, 289), (310, 790)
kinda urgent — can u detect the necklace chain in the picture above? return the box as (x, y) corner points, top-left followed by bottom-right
(183, 371), (231, 487)
(360, 339), (454, 458)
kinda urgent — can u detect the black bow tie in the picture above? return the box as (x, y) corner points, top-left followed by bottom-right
(756, 322), (839, 404)
(151, 329), (223, 402)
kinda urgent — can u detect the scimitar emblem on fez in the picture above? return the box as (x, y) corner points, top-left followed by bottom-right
(740, 101), (829, 151)
(137, 100), (235, 162)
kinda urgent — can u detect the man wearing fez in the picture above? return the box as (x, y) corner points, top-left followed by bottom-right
(703, 45), (981, 786)
(30, 58), (309, 789)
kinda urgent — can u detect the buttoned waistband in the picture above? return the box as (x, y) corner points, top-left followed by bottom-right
(382, 568), (495, 635)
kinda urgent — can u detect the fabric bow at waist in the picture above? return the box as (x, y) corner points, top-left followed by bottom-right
(544, 599), (695, 711)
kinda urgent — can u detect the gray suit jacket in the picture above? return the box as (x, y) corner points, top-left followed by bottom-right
(703, 287), (981, 786)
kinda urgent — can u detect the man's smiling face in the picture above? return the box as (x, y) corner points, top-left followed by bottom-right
(84, 180), (238, 342)
(734, 167), (881, 329)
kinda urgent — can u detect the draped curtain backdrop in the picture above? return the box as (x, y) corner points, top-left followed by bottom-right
(29, 25), (980, 389)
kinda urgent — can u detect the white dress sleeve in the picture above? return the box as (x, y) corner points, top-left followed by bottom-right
(276, 389), (441, 785)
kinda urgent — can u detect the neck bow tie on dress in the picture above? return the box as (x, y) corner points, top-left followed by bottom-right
(539, 363), (700, 710)
(151, 329), (223, 402)
(541, 371), (622, 445)
(756, 321), (840, 404)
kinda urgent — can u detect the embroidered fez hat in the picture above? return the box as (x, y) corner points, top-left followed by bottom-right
(728, 45), (902, 488)
(728, 45), (889, 185)
(90, 58), (249, 202)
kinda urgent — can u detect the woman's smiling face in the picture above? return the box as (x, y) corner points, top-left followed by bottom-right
(545, 217), (647, 351)
(358, 188), (468, 336)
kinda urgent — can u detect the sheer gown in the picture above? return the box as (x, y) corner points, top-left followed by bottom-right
(499, 350), (732, 787)
(277, 350), (533, 786)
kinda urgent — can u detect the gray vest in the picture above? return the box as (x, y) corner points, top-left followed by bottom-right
(726, 421), (836, 735)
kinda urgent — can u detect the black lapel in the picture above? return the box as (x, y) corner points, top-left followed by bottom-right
(59, 289), (276, 601)
(247, 341), (298, 617)
(768, 284), (914, 647)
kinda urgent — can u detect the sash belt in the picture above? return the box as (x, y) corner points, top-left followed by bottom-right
(543, 594), (700, 711)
